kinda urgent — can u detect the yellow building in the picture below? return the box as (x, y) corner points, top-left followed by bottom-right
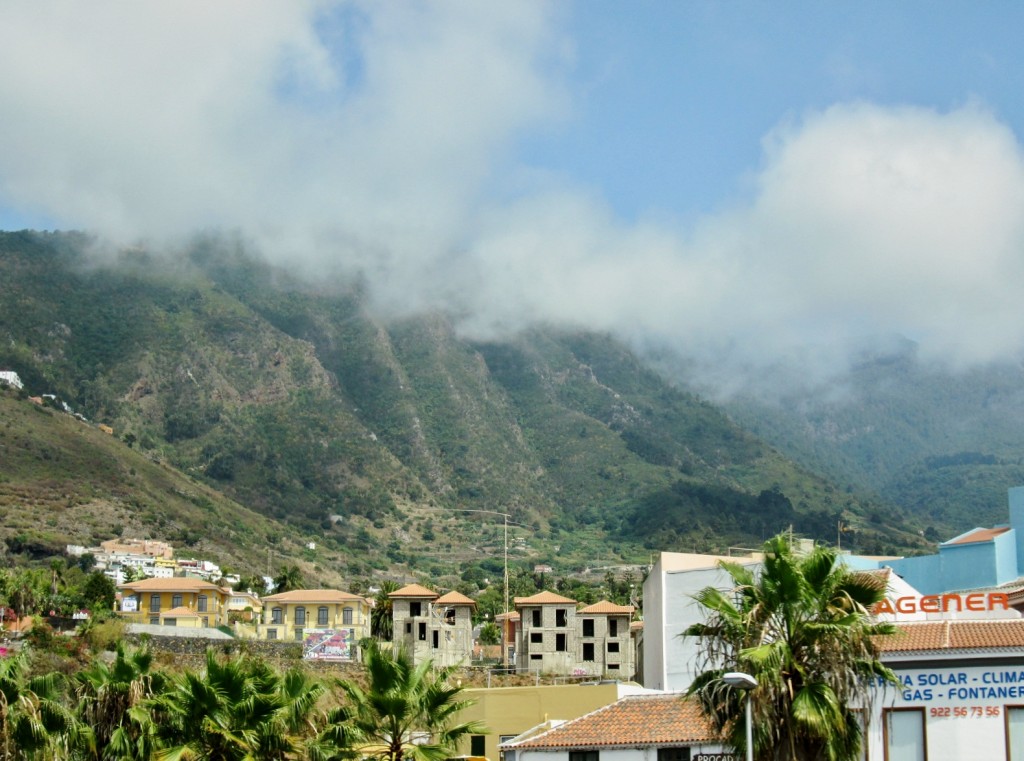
(454, 682), (654, 761)
(117, 577), (230, 628)
(259, 589), (371, 650)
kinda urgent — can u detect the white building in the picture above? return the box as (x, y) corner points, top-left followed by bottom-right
(0, 371), (23, 390)
(501, 693), (726, 761)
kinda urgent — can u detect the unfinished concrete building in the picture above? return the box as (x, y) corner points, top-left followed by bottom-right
(390, 583), (475, 668)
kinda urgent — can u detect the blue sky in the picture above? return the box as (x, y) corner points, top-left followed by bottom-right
(524, 1), (1024, 222)
(2, 2), (1024, 389)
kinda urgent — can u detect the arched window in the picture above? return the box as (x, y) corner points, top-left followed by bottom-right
(317, 606), (329, 626)
(342, 607), (353, 625)
(295, 606), (306, 625)
(197, 595), (208, 612)
(171, 594), (183, 609)
(272, 607), (283, 624)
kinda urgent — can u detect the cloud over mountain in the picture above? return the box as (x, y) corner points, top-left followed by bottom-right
(2, 3), (1024, 391)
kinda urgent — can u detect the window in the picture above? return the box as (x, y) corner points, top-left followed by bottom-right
(532, 609), (541, 627)
(149, 617), (159, 625)
(410, 601), (422, 617)
(295, 628), (304, 641)
(197, 595), (208, 613)
(609, 619), (618, 637)
(608, 664), (619, 670)
(432, 630), (439, 648)
(583, 643), (595, 661)
(556, 633), (567, 651)
(556, 609), (567, 627)
(445, 607), (455, 625)
(295, 607), (306, 625)
(569, 752), (599, 761)
(406, 622), (412, 634)
(530, 632), (543, 644)
(1007, 706), (1024, 760)
(657, 749), (689, 761)
(150, 595), (161, 612)
(202, 617), (209, 627)
(884, 708), (925, 761)
(418, 622), (427, 641)
(171, 594), (183, 609)
(471, 736), (486, 757)
(583, 619), (595, 637)
(271, 607), (282, 625)
(164, 618), (177, 627)
(530, 654), (542, 661)
(267, 628), (278, 640)
(608, 642), (620, 653)
(318, 607), (328, 626)
(343, 607), (353, 625)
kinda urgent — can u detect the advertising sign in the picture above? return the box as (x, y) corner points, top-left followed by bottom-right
(303, 628), (357, 661)
(121, 597), (138, 613)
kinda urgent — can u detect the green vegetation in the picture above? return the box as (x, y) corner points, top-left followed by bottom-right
(0, 635), (480, 761)
(685, 535), (898, 761)
(0, 231), (927, 590)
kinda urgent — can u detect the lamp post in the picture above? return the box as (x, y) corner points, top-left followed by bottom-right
(723, 671), (757, 761)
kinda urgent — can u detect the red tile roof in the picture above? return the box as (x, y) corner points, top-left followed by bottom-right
(389, 583), (438, 599)
(262, 589), (366, 604)
(436, 591), (476, 606)
(161, 606), (199, 617)
(878, 619), (1024, 653)
(579, 600), (635, 615)
(119, 577), (225, 593)
(514, 591), (577, 606)
(504, 694), (718, 749)
(944, 526), (1012, 546)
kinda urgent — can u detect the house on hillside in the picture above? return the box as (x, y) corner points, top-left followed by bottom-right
(117, 577), (230, 628)
(259, 588), (370, 659)
(390, 583), (475, 668)
(0, 371), (23, 390)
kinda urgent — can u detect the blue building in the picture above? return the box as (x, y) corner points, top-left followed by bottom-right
(881, 486), (1024, 595)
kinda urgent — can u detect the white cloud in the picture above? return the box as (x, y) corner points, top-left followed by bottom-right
(2, 5), (1024, 393)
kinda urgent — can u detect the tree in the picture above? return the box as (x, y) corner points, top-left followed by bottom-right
(684, 535), (898, 761)
(0, 649), (90, 760)
(80, 572), (116, 613)
(478, 621), (500, 647)
(73, 642), (166, 760)
(141, 649), (326, 761)
(371, 580), (399, 642)
(327, 641), (485, 761)
(273, 564), (304, 594)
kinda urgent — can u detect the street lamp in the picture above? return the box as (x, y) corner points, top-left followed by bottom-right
(722, 671), (757, 761)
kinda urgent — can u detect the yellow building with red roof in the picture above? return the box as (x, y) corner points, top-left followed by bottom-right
(259, 589), (371, 651)
(117, 577), (230, 628)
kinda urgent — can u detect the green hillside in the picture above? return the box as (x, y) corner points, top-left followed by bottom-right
(0, 231), (926, 586)
(721, 343), (1024, 535)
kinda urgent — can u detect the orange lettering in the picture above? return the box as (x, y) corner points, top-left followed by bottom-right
(989, 593), (1010, 610)
(896, 597), (916, 614)
(920, 596), (940, 613)
(874, 599), (895, 615)
(941, 594), (962, 612)
(966, 593), (985, 612)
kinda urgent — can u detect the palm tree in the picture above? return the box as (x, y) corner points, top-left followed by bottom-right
(684, 534), (899, 761)
(0, 649), (90, 760)
(73, 642), (166, 760)
(326, 641), (484, 761)
(371, 581), (400, 642)
(274, 565), (304, 595)
(141, 649), (325, 760)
